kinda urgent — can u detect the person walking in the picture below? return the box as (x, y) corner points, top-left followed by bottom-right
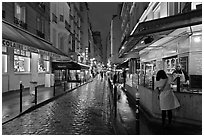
(156, 70), (180, 128)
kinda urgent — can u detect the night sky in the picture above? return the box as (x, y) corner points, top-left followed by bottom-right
(88, 2), (121, 47)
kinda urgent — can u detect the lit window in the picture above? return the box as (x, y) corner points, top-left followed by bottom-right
(38, 54), (50, 72)
(14, 55), (30, 72)
(2, 46), (7, 53)
(15, 3), (26, 22)
(2, 54), (7, 73)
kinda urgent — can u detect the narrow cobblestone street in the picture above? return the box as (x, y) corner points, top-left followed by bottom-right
(2, 76), (114, 135)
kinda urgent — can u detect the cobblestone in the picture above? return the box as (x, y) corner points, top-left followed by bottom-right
(2, 77), (114, 135)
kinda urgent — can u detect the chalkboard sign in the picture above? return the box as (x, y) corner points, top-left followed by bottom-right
(190, 75), (202, 89)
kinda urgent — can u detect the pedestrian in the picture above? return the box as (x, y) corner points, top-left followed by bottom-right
(155, 70), (180, 128)
(100, 71), (103, 79)
(122, 68), (126, 86)
(113, 72), (117, 85)
(172, 63), (189, 87)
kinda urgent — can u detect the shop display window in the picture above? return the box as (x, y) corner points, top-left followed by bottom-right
(2, 54), (7, 73)
(2, 46), (7, 73)
(165, 57), (178, 74)
(2, 46), (7, 52)
(14, 55), (30, 72)
(38, 54), (49, 72)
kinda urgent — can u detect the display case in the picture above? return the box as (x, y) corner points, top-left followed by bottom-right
(14, 48), (31, 72)
(164, 57), (178, 74)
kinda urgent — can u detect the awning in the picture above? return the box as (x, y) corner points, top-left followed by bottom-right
(116, 59), (129, 69)
(52, 61), (90, 70)
(119, 9), (202, 58)
(52, 61), (81, 70)
(2, 20), (68, 57)
(77, 62), (90, 70)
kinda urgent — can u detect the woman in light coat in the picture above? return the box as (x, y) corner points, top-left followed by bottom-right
(156, 70), (180, 127)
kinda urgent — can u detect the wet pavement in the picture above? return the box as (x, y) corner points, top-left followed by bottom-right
(2, 76), (114, 135)
(2, 82), (78, 123)
(2, 76), (201, 135)
(116, 84), (202, 135)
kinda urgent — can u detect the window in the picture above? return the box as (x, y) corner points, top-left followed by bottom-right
(14, 49), (30, 72)
(38, 54), (49, 72)
(60, 14), (64, 22)
(2, 46), (7, 73)
(153, 4), (160, 19)
(36, 17), (45, 38)
(14, 3), (26, 25)
(164, 57), (178, 74)
(180, 56), (188, 74)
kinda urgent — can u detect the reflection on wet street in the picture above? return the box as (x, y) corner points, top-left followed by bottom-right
(2, 77), (114, 135)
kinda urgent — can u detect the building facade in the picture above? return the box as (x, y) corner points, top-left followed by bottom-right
(50, 2), (71, 60)
(118, 2), (202, 125)
(2, 2), (67, 93)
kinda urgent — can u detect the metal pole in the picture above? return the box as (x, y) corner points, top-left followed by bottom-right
(64, 81), (66, 91)
(114, 85), (117, 118)
(152, 76), (154, 90)
(177, 77), (180, 92)
(136, 92), (140, 135)
(20, 81), (23, 113)
(53, 83), (55, 96)
(35, 86), (37, 105)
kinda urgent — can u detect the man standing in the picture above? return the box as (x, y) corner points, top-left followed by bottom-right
(172, 63), (189, 86)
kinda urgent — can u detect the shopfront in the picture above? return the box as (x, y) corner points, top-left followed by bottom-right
(2, 21), (67, 93)
(120, 9), (202, 125)
(52, 61), (90, 83)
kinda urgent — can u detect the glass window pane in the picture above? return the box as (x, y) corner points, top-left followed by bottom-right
(14, 49), (20, 55)
(14, 55), (30, 72)
(2, 46), (7, 52)
(2, 54), (7, 73)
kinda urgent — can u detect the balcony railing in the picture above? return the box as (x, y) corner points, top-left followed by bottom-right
(36, 30), (45, 39)
(14, 17), (27, 29)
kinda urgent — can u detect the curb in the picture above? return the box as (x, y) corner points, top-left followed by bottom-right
(2, 80), (93, 125)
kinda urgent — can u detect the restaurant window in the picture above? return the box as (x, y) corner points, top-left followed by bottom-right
(38, 54), (49, 72)
(14, 49), (31, 72)
(2, 46), (7, 73)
